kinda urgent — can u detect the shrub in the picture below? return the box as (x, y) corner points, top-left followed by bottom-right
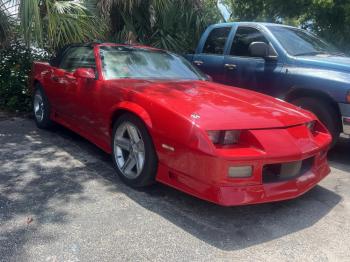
(0, 41), (49, 112)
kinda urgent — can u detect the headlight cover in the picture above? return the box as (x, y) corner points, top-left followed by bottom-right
(306, 120), (329, 136)
(207, 130), (241, 145)
(306, 121), (316, 134)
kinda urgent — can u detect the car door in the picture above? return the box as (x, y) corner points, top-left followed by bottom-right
(44, 61), (69, 114)
(40, 46), (67, 111)
(71, 49), (102, 138)
(223, 26), (284, 94)
(192, 26), (232, 82)
(56, 46), (97, 127)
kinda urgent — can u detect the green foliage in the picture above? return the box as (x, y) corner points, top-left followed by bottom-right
(224, 0), (350, 53)
(104, 0), (222, 53)
(0, 41), (49, 112)
(20, 0), (106, 51)
(307, 0), (350, 53)
(0, 0), (106, 51)
(0, 0), (17, 47)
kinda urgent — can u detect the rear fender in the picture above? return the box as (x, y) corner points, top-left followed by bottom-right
(31, 62), (52, 92)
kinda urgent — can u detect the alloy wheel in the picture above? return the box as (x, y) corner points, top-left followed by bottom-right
(114, 122), (146, 179)
(34, 91), (44, 122)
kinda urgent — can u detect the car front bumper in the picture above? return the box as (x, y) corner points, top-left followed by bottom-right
(156, 123), (332, 206)
(157, 147), (330, 206)
(339, 103), (350, 135)
(213, 153), (330, 206)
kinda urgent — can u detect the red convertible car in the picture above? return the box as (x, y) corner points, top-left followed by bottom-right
(31, 43), (332, 206)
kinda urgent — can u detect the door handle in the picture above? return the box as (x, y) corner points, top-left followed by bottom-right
(194, 60), (204, 66)
(224, 64), (237, 70)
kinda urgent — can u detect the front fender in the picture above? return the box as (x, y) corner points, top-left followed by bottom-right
(285, 66), (350, 103)
(110, 101), (153, 129)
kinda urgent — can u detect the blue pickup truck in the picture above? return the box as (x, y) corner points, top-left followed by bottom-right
(185, 22), (350, 144)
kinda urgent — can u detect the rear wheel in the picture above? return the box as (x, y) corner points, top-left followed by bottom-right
(33, 85), (53, 129)
(111, 113), (158, 187)
(291, 97), (340, 146)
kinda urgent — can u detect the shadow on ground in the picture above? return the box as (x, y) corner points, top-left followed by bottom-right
(328, 136), (350, 173)
(0, 118), (343, 259)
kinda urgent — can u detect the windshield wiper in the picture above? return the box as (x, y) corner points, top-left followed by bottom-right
(330, 52), (346, 56)
(295, 51), (329, 56)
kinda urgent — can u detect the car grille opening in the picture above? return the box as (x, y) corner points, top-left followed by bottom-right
(262, 157), (314, 183)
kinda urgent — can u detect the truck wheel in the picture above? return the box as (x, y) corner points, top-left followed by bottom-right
(111, 113), (158, 187)
(291, 97), (340, 146)
(33, 84), (53, 129)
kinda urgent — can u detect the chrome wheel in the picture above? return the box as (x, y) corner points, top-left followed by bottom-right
(34, 91), (44, 122)
(114, 122), (146, 179)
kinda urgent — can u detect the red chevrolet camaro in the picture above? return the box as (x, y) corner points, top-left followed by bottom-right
(31, 43), (332, 206)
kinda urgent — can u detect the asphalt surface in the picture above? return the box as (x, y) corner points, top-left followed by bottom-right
(0, 117), (349, 262)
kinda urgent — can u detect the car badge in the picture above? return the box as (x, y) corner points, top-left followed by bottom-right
(191, 113), (200, 119)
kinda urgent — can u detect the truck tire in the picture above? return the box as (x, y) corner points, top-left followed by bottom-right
(291, 97), (340, 146)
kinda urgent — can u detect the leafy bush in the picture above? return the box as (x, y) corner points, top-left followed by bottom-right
(0, 41), (49, 112)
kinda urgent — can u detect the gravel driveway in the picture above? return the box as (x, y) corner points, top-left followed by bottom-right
(0, 117), (349, 261)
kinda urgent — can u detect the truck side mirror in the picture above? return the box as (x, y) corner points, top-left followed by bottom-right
(249, 42), (278, 60)
(206, 74), (213, 82)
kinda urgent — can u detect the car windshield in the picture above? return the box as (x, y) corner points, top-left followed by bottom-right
(99, 46), (206, 80)
(267, 26), (342, 56)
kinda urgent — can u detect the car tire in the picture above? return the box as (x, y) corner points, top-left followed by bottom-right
(291, 97), (340, 146)
(111, 113), (158, 187)
(33, 84), (53, 129)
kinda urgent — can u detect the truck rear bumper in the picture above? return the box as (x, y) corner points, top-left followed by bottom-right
(339, 103), (350, 135)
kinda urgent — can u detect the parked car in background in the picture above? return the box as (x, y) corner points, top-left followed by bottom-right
(31, 43), (331, 206)
(185, 22), (350, 145)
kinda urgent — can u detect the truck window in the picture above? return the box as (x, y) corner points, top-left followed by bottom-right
(230, 27), (268, 57)
(59, 47), (96, 72)
(267, 26), (339, 56)
(202, 27), (231, 55)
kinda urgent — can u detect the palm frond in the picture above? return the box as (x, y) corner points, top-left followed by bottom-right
(18, 0), (42, 46)
(13, 0), (106, 50)
(0, 8), (11, 45)
(44, 0), (106, 50)
(107, 0), (219, 53)
(0, 0), (18, 46)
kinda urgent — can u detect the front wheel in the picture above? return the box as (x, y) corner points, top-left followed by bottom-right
(111, 113), (158, 187)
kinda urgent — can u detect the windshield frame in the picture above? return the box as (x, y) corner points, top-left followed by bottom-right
(98, 45), (207, 81)
(267, 25), (341, 56)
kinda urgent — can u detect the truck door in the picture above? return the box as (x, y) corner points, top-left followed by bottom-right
(224, 26), (284, 95)
(192, 26), (232, 83)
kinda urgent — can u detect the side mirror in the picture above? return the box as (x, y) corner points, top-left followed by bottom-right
(73, 68), (96, 79)
(249, 42), (278, 60)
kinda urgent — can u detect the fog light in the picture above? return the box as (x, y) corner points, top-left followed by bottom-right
(228, 166), (253, 178)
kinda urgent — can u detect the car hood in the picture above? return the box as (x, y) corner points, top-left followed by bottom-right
(114, 80), (313, 130)
(295, 55), (350, 73)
